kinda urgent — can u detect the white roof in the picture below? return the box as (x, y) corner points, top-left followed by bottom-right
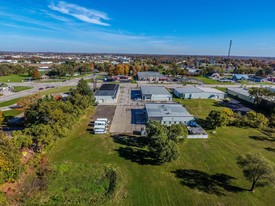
(145, 103), (193, 118)
(141, 86), (171, 95)
(227, 87), (251, 96)
(175, 86), (224, 94)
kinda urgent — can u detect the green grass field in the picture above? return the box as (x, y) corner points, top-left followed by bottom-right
(0, 74), (30, 83)
(3, 109), (23, 118)
(0, 98), (21, 107)
(0, 86), (74, 108)
(175, 98), (225, 119)
(194, 76), (234, 85)
(238, 80), (274, 86)
(36, 100), (275, 206)
(12, 86), (32, 92)
(38, 86), (75, 95)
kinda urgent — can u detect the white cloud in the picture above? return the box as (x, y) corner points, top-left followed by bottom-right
(49, 1), (110, 26)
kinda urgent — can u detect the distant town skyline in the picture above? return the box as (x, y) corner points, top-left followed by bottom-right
(1, 0), (275, 56)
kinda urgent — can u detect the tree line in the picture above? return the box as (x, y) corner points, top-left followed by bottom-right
(0, 79), (95, 184)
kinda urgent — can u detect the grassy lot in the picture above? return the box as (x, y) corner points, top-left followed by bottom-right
(175, 98), (225, 119)
(12, 86), (32, 92)
(36, 101), (275, 206)
(238, 80), (274, 86)
(38, 86), (75, 95)
(194, 76), (234, 85)
(3, 109), (23, 118)
(0, 98), (21, 107)
(0, 74), (30, 82)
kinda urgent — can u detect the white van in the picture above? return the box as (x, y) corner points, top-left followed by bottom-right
(93, 125), (106, 129)
(94, 128), (107, 134)
(94, 120), (107, 126)
(96, 118), (110, 124)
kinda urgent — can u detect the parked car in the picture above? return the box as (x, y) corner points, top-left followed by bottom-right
(39, 87), (44, 90)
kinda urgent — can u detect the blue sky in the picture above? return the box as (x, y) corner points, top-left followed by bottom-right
(1, 0), (275, 56)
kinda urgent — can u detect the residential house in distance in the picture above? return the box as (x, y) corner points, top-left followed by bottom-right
(140, 86), (172, 101)
(40, 74), (50, 80)
(227, 87), (255, 103)
(145, 103), (194, 125)
(137, 72), (168, 81)
(95, 84), (120, 104)
(174, 86), (226, 99)
(232, 74), (249, 81)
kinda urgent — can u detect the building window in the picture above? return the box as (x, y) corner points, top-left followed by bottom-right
(169, 121), (171, 124)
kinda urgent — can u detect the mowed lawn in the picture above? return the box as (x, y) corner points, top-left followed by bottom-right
(46, 101), (275, 206)
(0, 74), (29, 82)
(176, 98), (225, 119)
(193, 76), (234, 85)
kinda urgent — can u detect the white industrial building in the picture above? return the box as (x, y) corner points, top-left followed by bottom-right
(137, 72), (168, 81)
(174, 86), (226, 99)
(145, 103), (194, 125)
(227, 87), (255, 103)
(95, 84), (120, 104)
(141, 86), (172, 101)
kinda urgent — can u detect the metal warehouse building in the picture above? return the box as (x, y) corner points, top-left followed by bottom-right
(137, 72), (168, 81)
(227, 87), (255, 103)
(174, 86), (226, 99)
(95, 84), (120, 103)
(145, 103), (194, 125)
(141, 86), (172, 101)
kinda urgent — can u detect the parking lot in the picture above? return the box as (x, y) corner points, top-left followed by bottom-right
(110, 85), (146, 134)
(92, 105), (116, 122)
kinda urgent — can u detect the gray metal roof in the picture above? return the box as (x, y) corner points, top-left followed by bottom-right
(141, 86), (171, 95)
(145, 103), (193, 117)
(137, 72), (166, 78)
(175, 86), (224, 94)
(227, 87), (251, 97)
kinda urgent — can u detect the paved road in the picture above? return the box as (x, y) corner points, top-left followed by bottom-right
(0, 74), (97, 103)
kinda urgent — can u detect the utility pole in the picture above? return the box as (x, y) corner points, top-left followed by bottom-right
(228, 40), (232, 59)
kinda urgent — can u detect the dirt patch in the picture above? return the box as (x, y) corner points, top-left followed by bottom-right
(92, 105), (116, 123)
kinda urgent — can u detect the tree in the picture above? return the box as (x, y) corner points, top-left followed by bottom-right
(146, 121), (180, 163)
(167, 124), (188, 142)
(76, 78), (93, 96)
(237, 153), (275, 192)
(249, 88), (273, 105)
(244, 111), (269, 129)
(0, 132), (21, 183)
(0, 111), (4, 125)
(12, 131), (33, 149)
(222, 108), (234, 117)
(206, 110), (229, 129)
(149, 132), (179, 163)
(32, 68), (41, 80)
(17, 93), (42, 109)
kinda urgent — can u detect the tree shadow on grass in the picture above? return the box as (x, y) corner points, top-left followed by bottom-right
(113, 135), (162, 165)
(265, 147), (275, 152)
(212, 101), (226, 108)
(112, 134), (148, 148)
(116, 147), (160, 165)
(172, 169), (246, 196)
(249, 136), (275, 142)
